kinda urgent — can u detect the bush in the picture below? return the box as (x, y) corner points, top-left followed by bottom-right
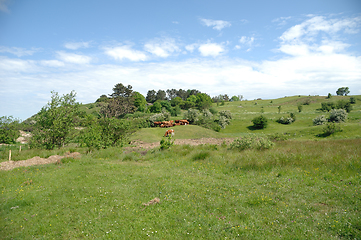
(322, 123), (343, 136)
(251, 115), (268, 129)
(297, 105), (303, 112)
(218, 116), (231, 129)
(303, 98), (311, 105)
(230, 134), (274, 150)
(219, 110), (232, 119)
(329, 109), (347, 123)
(336, 100), (352, 113)
(277, 113), (296, 125)
(184, 109), (200, 124)
(0, 116), (20, 144)
(313, 115), (328, 125)
(350, 97), (356, 104)
(160, 137), (174, 150)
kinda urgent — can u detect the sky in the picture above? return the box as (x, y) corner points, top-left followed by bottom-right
(1, 0), (361, 120)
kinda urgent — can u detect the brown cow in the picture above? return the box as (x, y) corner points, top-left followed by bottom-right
(164, 129), (174, 137)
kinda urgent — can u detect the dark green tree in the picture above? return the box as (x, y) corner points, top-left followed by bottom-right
(146, 90), (157, 103)
(133, 92), (147, 112)
(156, 90), (167, 101)
(336, 87), (350, 96)
(196, 93), (213, 110)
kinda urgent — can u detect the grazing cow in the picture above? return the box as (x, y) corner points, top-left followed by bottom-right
(164, 129), (175, 137)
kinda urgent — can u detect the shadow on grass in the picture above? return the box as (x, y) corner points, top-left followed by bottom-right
(247, 125), (264, 131)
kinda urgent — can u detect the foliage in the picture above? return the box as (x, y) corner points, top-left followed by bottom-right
(170, 105), (182, 116)
(350, 97), (356, 104)
(322, 122), (343, 136)
(297, 105), (303, 112)
(336, 87), (350, 96)
(160, 136), (174, 150)
(184, 109), (200, 124)
(100, 83), (136, 118)
(0, 116), (20, 144)
(149, 101), (162, 113)
(321, 102), (335, 112)
(329, 109), (347, 123)
(219, 110), (232, 120)
(95, 94), (109, 102)
(336, 100), (352, 113)
(80, 117), (132, 150)
(278, 105), (281, 113)
(230, 134), (274, 150)
(30, 91), (79, 150)
(302, 98), (311, 105)
(133, 91), (147, 112)
(277, 113), (296, 125)
(313, 115), (328, 125)
(251, 115), (268, 129)
(195, 93), (213, 110)
(327, 93), (332, 99)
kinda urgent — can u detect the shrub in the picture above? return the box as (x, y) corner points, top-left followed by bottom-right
(336, 100), (352, 113)
(329, 109), (347, 123)
(313, 115), (328, 125)
(184, 109), (200, 124)
(219, 110), (232, 119)
(321, 102), (335, 112)
(0, 116), (20, 144)
(251, 115), (268, 129)
(350, 97), (356, 104)
(277, 113), (296, 125)
(327, 93), (332, 99)
(322, 123), (343, 136)
(218, 116), (231, 129)
(160, 137), (174, 150)
(230, 134), (274, 150)
(303, 98), (311, 105)
(297, 105), (303, 112)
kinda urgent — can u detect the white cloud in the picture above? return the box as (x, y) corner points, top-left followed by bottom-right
(103, 45), (148, 61)
(200, 18), (231, 31)
(198, 43), (225, 57)
(272, 16), (292, 26)
(56, 51), (92, 64)
(280, 15), (361, 43)
(64, 41), (91, 50)
(185, 43), (199, 53)
(0, 46), (39, 57)
(144, 38), (180, 58)
(40, 60), (65, 67)
(0, 56), (37, 73)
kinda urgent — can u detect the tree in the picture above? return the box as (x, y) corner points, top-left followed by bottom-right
(133, 92), (147, 112)
(195, 93), (212, 110)
(30, 91), (79, 149)
(170, 97), (183, 107)
(101, 83), (135, 117)
(0, 116), (20, 144)
(146, 90), (157, 103)
(251, 115), (268, 129)
(230, 96), (240, 102)
(156, 90), (167, 101)
(336, 87), (350, 96)
(149, 101), (162, 113)
(166, 89), (178, 100)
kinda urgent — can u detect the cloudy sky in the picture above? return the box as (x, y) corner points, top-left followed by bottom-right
(1, 0), (360, 120)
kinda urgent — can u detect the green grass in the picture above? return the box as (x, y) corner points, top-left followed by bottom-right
(1, 95), (361, 239)
(1, 139), (360, 239)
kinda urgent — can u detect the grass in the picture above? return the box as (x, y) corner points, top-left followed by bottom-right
(1, 95), (361, 239)
(1, 139), (360, 239)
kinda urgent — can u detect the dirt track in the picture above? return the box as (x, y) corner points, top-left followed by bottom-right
(0, 138), (235, 170)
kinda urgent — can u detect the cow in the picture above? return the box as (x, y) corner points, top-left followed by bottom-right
(164, 129), (175, 137)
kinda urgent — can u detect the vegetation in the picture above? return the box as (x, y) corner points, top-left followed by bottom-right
(336, 87), (350, 96)
(0, 116), (20, 144)
(251, 115), (268, 129)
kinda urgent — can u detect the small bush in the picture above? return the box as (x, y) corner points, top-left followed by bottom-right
(268, 133), (288, 141)
(329, 109), (347, 123)
(277, 113), (296, 125)
(297, 105), (303, 112)
(303, 98), (311, 105)
(321, 102), (335, 112)
(322, 123), (343, 136)
(160, 137), (174, 150)
(350, 97), (356, 104)
(251, 115), (268, 129)
(313, 115), (328, 125)
(230, 134), (274, 150)
(336, 100), (352, 113)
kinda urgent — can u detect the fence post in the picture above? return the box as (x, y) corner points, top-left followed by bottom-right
(9, 150), (11, 161)
(19, 145), (22, 152)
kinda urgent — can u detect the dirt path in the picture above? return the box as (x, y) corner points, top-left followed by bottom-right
(0, 152), (81, 171)
(0, 138), (235, 170)
(130, 137), (235, 149)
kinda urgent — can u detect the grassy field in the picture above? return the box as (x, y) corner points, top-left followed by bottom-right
(1, 95), (361, 239)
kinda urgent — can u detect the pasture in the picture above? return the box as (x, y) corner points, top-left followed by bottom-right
(1, 95), (361, 239)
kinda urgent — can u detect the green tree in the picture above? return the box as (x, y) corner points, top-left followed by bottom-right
(170, 97), (183, 107)
(156, 90), (167, 101)
(0, 116), (20, 144)
(133, 92), (147, 112)
(30, 91), (79, 149)
(230, 96), (240, 102)
(149, 101), (162, 113)
(196, 93), (212, 110)
(336, 87), (350, 96)
(146, 90), (157, 103)
(251, 115), (268, 129)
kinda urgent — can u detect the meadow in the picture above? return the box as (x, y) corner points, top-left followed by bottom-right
(1, 95), (361, 239)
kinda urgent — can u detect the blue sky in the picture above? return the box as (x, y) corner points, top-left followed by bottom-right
(1, 0), (361, 120)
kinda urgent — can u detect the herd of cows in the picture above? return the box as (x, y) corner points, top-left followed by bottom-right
(153, 119), (189, 128)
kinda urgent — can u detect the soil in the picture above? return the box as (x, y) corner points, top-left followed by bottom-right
(0, 152), (81, 171)
(0, 138), (235, 171)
